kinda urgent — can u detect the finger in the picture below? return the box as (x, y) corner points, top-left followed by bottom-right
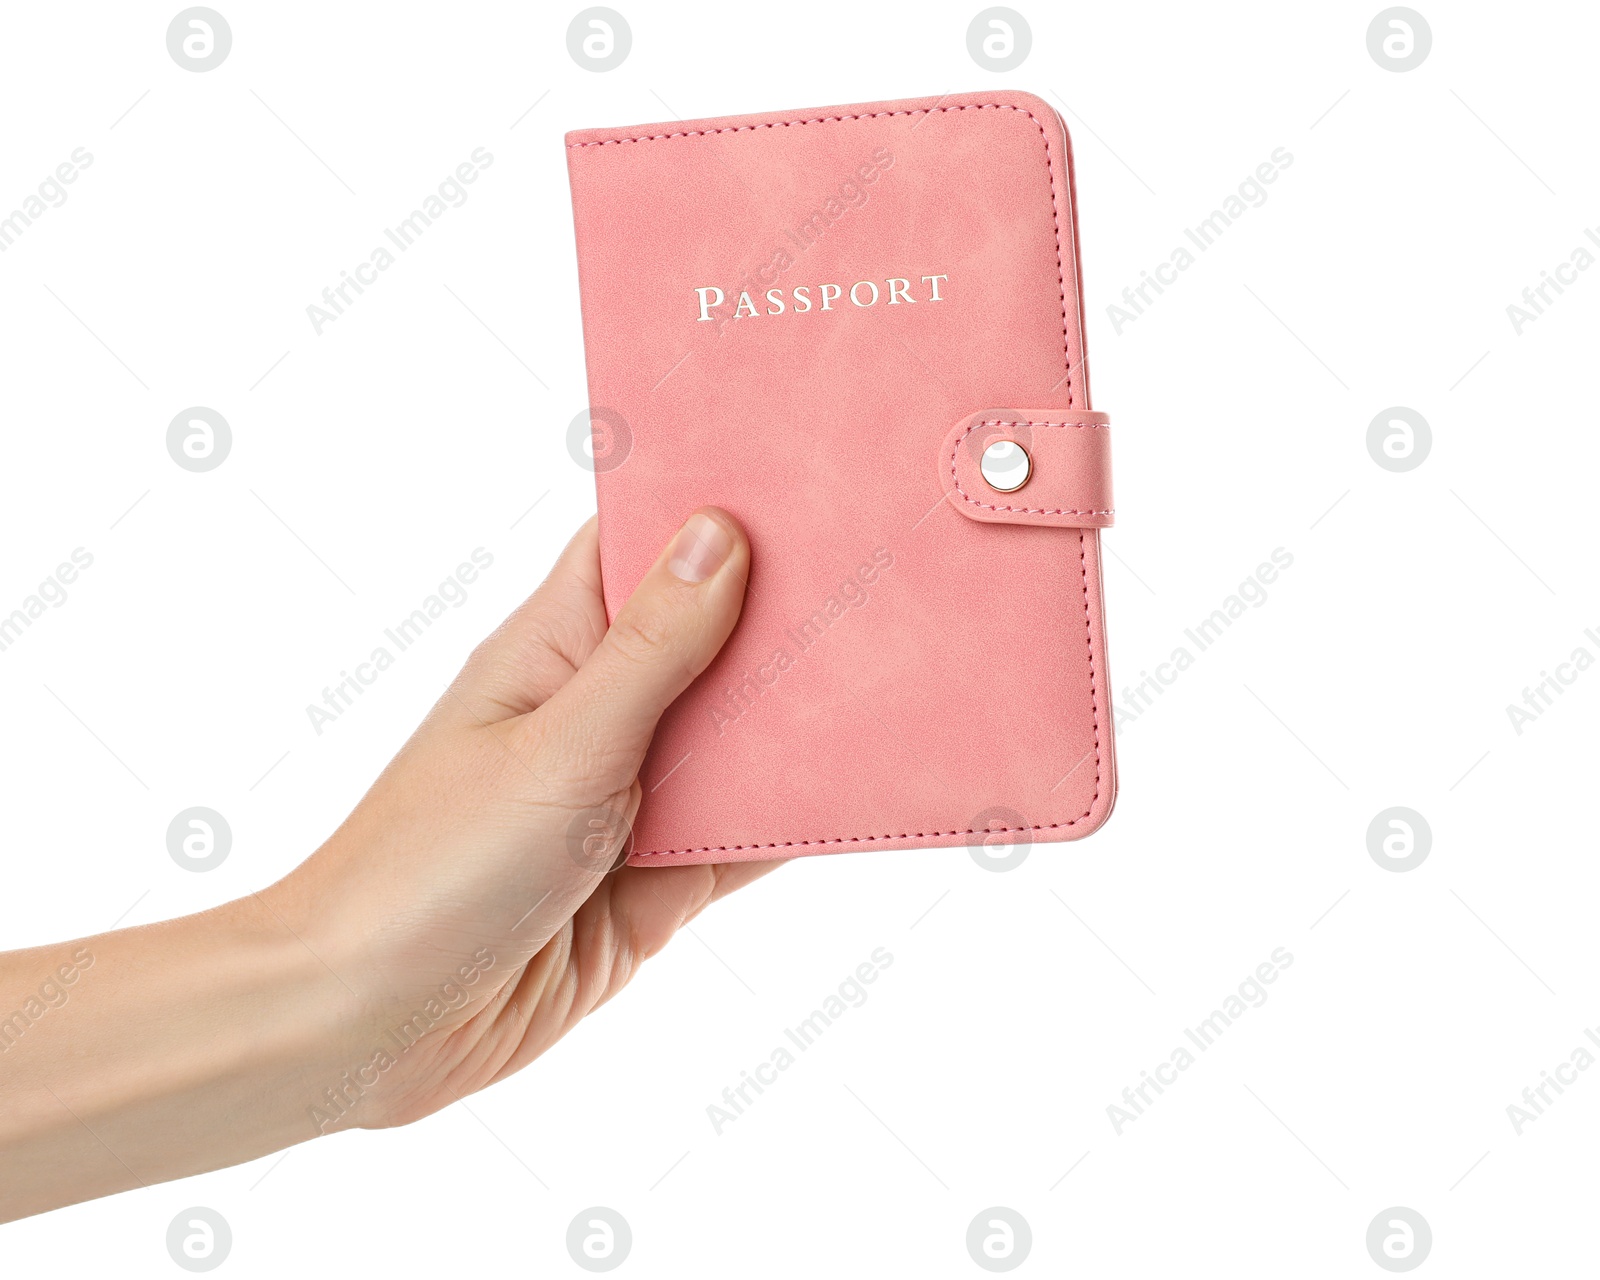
(610, 856), (784, 940)
(532, 507), (749, 789)
(706, 856), (786, 904)
(449, 517), (610, 722)
(483, 855), (784, 1083)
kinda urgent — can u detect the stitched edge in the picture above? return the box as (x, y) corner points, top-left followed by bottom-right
(950, 419), (1113, 516)
(598, 102), (1104, 857)
(572, 105), (1028, 149)
(570, 104), (1074, 406)
(982, 420), (1108, 428)
(1076, 527), (1103, 834)
(631, 530), (1106, 858)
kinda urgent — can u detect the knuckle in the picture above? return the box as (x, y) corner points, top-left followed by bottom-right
(605, 606), (678, 668)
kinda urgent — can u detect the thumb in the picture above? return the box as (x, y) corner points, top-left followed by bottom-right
(535, 507), (749, 788)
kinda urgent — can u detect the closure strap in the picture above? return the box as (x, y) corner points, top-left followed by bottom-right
(940, 410), (1113, 529)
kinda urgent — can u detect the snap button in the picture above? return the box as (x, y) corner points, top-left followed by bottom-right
(979, 440), (1031, 492)
(939, 409), (1112, 528)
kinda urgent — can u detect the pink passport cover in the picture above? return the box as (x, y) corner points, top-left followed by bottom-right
(565, 90), (1117, 866)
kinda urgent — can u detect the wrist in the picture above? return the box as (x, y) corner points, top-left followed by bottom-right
(240, 866), (410, 1133)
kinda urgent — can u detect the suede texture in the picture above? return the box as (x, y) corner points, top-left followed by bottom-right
(566, 90), (1118, 864)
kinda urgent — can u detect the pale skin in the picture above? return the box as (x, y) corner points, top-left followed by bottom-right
(0, 508), (772, 1223)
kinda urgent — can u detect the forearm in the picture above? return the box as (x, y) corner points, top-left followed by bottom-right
(0, 511), (757, 1223)
(0, 890), (363, 1222)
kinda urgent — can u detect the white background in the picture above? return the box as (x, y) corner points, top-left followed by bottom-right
(2, 0), (1597, 1274)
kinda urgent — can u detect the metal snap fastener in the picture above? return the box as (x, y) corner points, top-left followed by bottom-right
(979, 440), (1031, 493)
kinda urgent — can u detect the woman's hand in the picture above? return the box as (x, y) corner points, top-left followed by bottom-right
(0, 509), (776, 1221)
(285, 507), (773, 1129)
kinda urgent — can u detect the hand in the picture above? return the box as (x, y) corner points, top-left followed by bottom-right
(284, 507), (776, 1130)
(0, 508), (776, 1221)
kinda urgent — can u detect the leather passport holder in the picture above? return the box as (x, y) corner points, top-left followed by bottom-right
(565, 90), (1117, 866)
